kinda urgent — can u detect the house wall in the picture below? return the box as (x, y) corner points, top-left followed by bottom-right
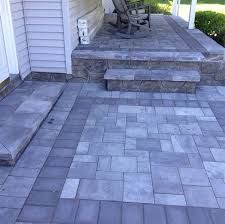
(9, 0), (102, 78)
(69, 0), (101, 50)
(22, 0), (67, 74)
(10, 0), (31, 79)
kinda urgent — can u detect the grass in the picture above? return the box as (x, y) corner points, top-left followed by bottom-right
(144, 0), (225, 19)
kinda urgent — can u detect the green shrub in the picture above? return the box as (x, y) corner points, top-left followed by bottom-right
(145, 0), (171, 14)
(195, 11), (225, 47)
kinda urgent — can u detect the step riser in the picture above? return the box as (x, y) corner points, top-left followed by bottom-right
(107, 80), (197, 93)
(72, 58), (225, 85)
(72, 58), (201, 81)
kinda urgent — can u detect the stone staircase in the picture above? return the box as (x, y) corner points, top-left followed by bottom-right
(72, 50), (204, 93)
(104, 69), (200, 93)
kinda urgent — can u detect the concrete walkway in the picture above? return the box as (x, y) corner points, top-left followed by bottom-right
(1, 81), (225, 223)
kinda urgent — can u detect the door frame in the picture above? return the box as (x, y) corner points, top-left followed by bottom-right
(0, 0), (19, 75)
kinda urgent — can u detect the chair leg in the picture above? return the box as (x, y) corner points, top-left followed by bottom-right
(127, 23), (132, 34)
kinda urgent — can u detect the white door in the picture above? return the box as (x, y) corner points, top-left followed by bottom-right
(0, 15), (9, 83)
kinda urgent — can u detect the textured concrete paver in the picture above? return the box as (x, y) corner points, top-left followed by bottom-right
(2, 82), (225, 223)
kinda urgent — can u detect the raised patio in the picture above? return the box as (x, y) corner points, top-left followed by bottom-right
(72, 14), (225, 93)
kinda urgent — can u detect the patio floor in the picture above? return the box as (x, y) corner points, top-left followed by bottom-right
(76, 14), (216, 54)
(1, 82), (225, 222)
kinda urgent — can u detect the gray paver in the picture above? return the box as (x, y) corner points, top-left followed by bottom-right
(204, 161), (225, 179)
(194, 136), (219, 148)
(16, 146), (51, 169)
(18, 205), (55, 223)
(0, 196), (26, 209)
(155, 194), (186, 206)
(126, 127), (147, 138)
(61, 178), (80, 199)
(210, 148), (225, 162)
(171, 135), (197, 153)
(160, 140), (174, 152)
(33, 177), (64, 192)
(136, 139), (161, 151)
(124, 173), (154, 203)
(26, 190), (59, 206)
(122, 203), (143, 224)
(179, 168), (210, 186)
(184, 186), (218, 208)
(68, 162), (97, 179)
(111, 156), (137, 172)
(152, 166), (183, 194)
(0, 176), (35, 197)
(81, 127), (104, 142)
(210, 179), (225, 197)
(187, 207), (213, 224)
(166, 206), (189, 224)
(158, 124), (180, 134)
(151, 152), (190, 167)
(0, 208), (20, 224)
(179, 123), (202, 135)
(77, 179), (123, 201)
(53, 199), (79, 224)
(96, 171), (123, 181)
(97, 156), (111, 171)
(144, 204), (166, 224)
(89, 142), (124, 156)
(99, 201), (122, 224)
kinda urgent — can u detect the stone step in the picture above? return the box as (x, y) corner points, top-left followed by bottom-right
(104, 69), (200, 93)
(0, 82), (65, 165)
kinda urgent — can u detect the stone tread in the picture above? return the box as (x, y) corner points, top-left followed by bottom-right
(0, 83), (65, 165)
(72, 50), (205, 62)
(104, 69), (201, 82)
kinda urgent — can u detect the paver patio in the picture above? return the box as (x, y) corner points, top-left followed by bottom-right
(1, 81), (225, 223)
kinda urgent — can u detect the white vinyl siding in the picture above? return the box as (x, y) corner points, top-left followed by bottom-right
(69, 0), (101, 49)
(23, 0), (67, 74)
(10, 0), (31, 79)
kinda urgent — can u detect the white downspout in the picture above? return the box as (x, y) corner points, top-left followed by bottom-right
(188, 0), (198, 29)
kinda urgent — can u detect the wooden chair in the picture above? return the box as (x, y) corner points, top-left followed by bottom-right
(111, 0), (151, 37)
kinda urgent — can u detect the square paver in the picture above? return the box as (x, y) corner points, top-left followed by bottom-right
(144, 204), (166, 224)
(0, 176), (35, 197)
(124, 173), (154, 203)
(111, 156), (137, 172)
(166, 206), (189, 224)
(158, 124), (180, 134)
(75, 200), (99, 224)
(81, 127), (104, 142)
(99, 201), (122, 224)
(136, 139), (161, 151)
(204, 161), (225, 179)
(77, 179), (123, 201)
(61, 179), (80, 199)
(179, 168), (210, 186)
(68, 162), (97, 179)
(210, 148), (225, 162)
(89, 142), (124, 156)
(152, 166), (183, 194)
(18, 205), (55, 222)
(126, 127), (147, 138)
(171, 135), (197, 153)
(122, 203), (144, 224)
(184, 186), (218, 208)
(210, 179), (225, 198)
(151, 152), (190, 167)
(179, 123), (202, 135)
(155, 194), (186, 206)
(53, 199), (79, 223)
